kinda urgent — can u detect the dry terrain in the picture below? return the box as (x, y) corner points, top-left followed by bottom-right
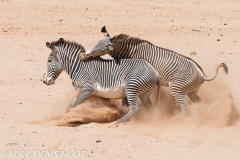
(0, 0), (240, 159)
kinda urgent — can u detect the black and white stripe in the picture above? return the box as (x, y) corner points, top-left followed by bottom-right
(43, 37), (160, 124)
(83, 29), (228, 117)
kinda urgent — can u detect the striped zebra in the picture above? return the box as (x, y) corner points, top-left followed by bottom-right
(80, 26), (228, 117)
(42, 37), (160, 124)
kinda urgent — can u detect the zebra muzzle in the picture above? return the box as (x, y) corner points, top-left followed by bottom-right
(43, 78), (55, 85)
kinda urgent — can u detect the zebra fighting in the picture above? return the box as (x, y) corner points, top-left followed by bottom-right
(43, 37), (161, 125)
(80, 26), (228, 118)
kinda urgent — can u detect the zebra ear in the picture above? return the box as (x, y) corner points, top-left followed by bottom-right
(46, 41), (53, 49)
(101, 26), (107, 33)
(101, 26), (111, 39)
(59, 36), (64, 41)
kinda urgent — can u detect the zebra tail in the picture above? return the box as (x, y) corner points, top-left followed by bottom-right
(204, 63), (228, 81)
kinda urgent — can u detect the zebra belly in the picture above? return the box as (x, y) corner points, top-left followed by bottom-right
(94, 85), (126, 99)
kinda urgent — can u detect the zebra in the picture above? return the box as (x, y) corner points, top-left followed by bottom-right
(42, 37), (161, 124)
(80, 26), (228, 117)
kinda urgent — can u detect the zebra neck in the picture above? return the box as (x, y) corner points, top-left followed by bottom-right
(59, 52), (83, 80)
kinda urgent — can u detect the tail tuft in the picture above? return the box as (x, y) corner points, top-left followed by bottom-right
(220, 63), (228, 74)
(204, 62), (228, 81)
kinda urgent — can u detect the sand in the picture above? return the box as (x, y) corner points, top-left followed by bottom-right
(0, 0), (240, 159)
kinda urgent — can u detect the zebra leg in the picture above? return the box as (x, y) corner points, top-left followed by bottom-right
(169, 83), (190, 117)
(179, 102), (190, 118)
(65, 87), (94, 113)
(187, 92), (202, 103)
(115, 96), (139, 124)
(139, 96), (152, 108)
(139, 84), (158, 108)
(174, 96), (190, 118)
(187, 85), (202, 103)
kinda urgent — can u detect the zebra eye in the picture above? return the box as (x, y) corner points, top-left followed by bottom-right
(48, 59), (52, 63)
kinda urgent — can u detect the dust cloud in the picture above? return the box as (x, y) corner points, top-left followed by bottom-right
(56, 96), (121, 126)
(27, 69), (237, 129)
(25, 90), (122, 126)
(129, 67), (237, 129)
(76, 80), (232, 128)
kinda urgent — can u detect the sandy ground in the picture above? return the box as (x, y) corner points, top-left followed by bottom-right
(0, 0), (240, 159)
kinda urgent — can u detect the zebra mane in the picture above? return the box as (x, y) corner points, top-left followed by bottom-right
(110, 34), (154, 46)
(50, 39), (86, 53)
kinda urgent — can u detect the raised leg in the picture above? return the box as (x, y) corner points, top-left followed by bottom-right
(65, 87), (94, 112)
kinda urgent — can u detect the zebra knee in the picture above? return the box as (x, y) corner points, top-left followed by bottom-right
(172, 94), (188, 105)
(130, 105), (140, 113)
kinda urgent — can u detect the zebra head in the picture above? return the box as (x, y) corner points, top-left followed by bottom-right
(80, 26), (114, 60)
(43, 39), (64, 85)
